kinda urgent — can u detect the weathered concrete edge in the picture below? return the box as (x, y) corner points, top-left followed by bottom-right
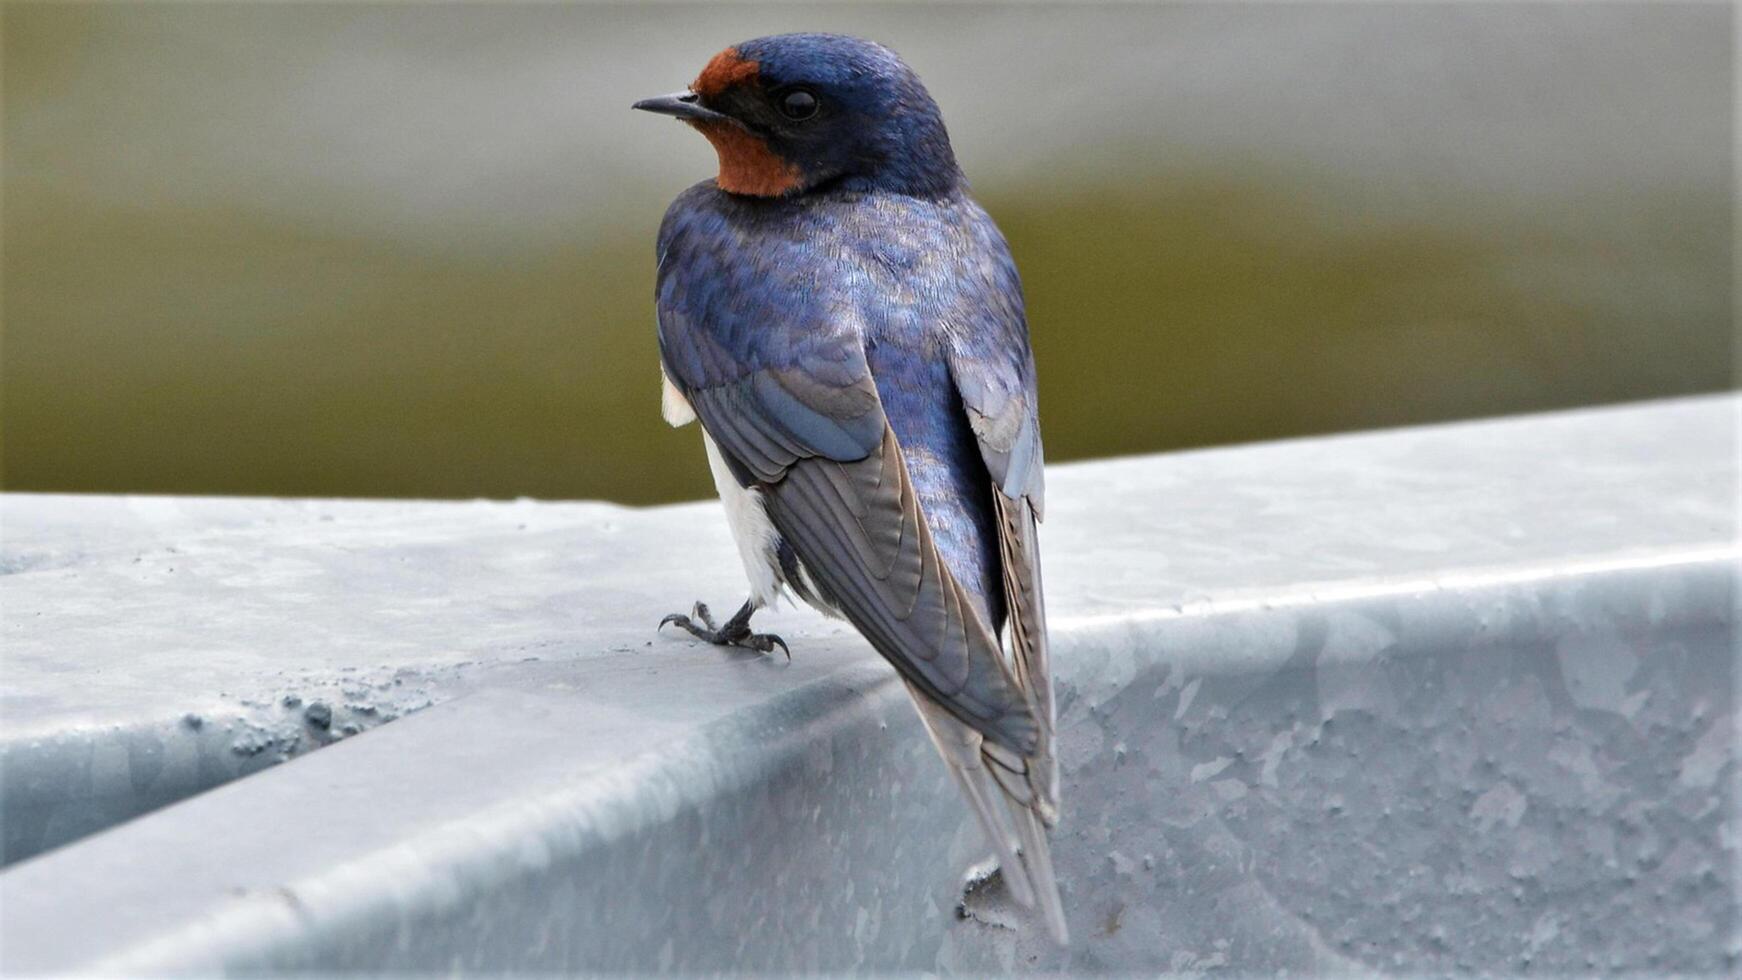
(32, 543), (1734, 975)
(0, 692), (427, 869)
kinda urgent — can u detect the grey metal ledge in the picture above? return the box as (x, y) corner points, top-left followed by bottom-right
(0, 395), (1736, 974)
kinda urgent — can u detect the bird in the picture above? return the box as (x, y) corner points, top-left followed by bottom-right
(634, 33), (1065, 944)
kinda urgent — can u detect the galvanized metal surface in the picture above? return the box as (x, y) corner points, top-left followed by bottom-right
(1, 395), (1736, 973)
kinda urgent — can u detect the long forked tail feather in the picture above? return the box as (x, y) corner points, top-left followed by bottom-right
(1011, 797), (1069, 944)
(909, 685), (1068, 945)
(952, 753), (1037, 909)
(981, 738), (1068, 943)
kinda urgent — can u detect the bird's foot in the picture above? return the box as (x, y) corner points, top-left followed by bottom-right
(658, 599), (789, 659)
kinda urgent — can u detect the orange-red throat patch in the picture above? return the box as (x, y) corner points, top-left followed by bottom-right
(692, 48), (760, 98)
(692, 120), (802, 197)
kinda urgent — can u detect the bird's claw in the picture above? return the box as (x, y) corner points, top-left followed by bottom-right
(657, 600), (789, 659)
(741, 631), (791, 660)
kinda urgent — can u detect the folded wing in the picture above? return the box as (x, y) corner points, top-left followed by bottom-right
(659, 303), (1040, 756)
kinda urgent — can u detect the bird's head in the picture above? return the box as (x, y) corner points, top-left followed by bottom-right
(634, 33), (961, 199)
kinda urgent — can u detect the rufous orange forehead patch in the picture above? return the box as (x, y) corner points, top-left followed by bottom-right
(692, 48), (760, 98)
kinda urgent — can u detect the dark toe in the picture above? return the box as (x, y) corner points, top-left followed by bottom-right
(690, 601), (718, 631)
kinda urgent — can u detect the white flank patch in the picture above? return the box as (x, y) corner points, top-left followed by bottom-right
(703, 432), (781, 609)
(660, 369), (696, 427)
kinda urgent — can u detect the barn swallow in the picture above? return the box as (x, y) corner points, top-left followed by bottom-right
(636, 33), (1065, 943)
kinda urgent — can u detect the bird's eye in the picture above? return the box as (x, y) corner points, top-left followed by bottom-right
(778, 89), (819, 120)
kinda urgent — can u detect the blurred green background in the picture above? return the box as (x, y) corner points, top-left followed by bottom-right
(3, 3), (1732, 505)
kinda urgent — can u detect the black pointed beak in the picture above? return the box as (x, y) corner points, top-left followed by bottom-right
(632, 90), (729, 124)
